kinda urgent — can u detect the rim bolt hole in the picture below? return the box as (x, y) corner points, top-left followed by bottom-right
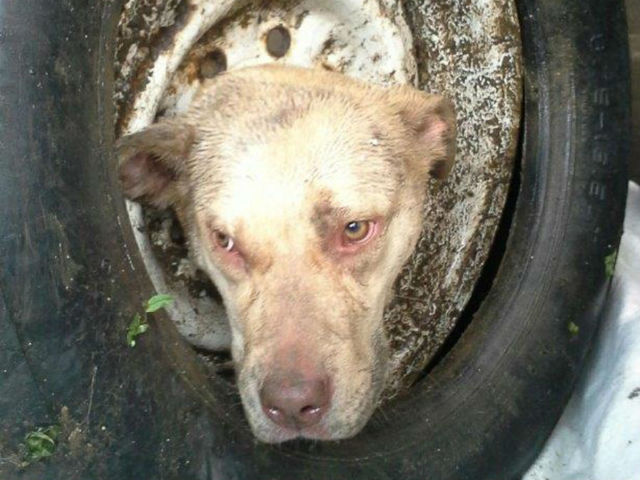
(266, 26), (291, 58)
(199, 48), (227, 79)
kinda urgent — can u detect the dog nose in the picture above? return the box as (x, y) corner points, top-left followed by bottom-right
(260, 374), (331, 429)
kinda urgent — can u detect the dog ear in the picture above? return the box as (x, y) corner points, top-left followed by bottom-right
(386, 87), (456, 180)
(116, 121), (195, 208)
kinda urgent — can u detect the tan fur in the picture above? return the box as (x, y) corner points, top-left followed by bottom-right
(117, 65), (456, 442)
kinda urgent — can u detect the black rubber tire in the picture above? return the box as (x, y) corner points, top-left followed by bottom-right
(0, 1), (630, 479)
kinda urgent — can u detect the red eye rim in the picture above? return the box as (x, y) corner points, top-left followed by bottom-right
(213, 230), (235, 252)
(338, 219), (379, 252)
(209, 227), (246, 271)
(343, 220), (373, 243)
(199, 215), (245, 271)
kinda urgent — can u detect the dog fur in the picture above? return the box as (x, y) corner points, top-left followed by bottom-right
(116, 65), (456, 443)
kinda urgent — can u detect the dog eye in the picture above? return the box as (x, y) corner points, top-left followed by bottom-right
(214, 230), (235, 252)
(343, 221), (371, 242)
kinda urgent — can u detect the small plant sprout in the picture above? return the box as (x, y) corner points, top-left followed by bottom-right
(145, 294), (175, 313)
(126, 294), (174, 347)
(23, 425), (61, 464)
(126, 313), (148, 348)
(604, 250), (617, 278)
(568, 321), (579, 336)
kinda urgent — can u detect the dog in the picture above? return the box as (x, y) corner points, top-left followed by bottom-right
(116, 64), (455, 443)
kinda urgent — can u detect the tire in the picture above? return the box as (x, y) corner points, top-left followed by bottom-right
(0, 0), (629, 479)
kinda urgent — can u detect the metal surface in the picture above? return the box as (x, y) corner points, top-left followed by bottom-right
(114, 0), (522, 395)
(525, 182), (640, 479)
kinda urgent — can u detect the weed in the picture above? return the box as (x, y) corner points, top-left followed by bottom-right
(126, 294), (174, 347)
(23, 425), (61, 464)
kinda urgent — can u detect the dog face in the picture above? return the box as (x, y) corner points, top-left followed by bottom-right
(117, 65), (455, 443)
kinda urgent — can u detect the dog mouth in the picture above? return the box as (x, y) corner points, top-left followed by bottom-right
(253, 405), (374, 444)
(257, 420), (334, 443)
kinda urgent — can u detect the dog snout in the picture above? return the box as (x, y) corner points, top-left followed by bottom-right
(260, 372), (331, 430)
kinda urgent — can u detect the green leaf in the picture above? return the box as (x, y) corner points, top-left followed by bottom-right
(23, 425), (61, 463)
(568, 321), (579, 336)
(604, 250), (617, 278)
(127, 312), (148, 348)
(145, 294), (174, 313)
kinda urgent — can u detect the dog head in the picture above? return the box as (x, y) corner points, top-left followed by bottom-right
(117, 65), (455, 442)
